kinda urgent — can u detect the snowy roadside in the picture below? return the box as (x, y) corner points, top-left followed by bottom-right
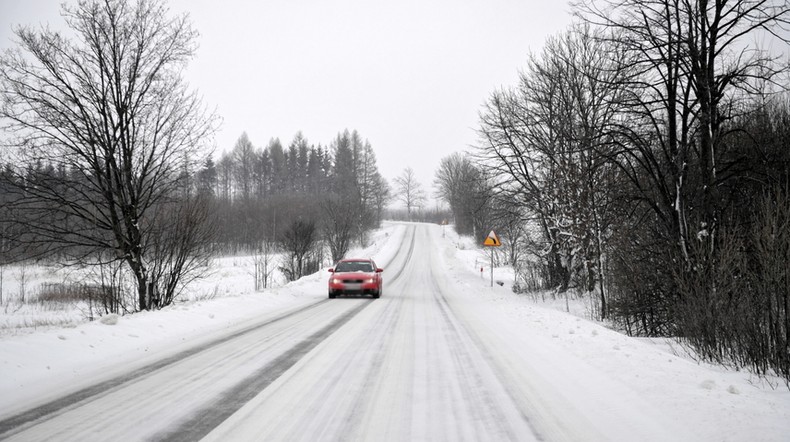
(439, 224), (790, 441)
(0, 222), (406, 417)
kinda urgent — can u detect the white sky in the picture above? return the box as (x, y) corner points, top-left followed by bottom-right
(0, 0), (574, 197)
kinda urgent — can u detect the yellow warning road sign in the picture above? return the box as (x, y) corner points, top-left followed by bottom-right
(483, 230), (501, 247)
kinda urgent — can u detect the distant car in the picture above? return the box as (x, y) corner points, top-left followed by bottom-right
(328, 258), (383, 299)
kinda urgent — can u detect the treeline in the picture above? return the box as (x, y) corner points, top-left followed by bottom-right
(0, 128), (391, 278)
(456, 1), (789, 381)
(196, 130), (390, 257)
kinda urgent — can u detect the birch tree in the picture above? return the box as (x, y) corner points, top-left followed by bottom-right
(394, 167), (426, 220)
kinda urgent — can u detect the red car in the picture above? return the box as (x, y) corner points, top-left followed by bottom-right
(328, 258), (383, 299)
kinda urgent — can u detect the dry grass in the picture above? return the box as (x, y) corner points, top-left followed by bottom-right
(35, 283), (95, 304)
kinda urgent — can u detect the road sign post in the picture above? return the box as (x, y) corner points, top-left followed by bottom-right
(482, 230), (501, 288)
(490, 248), (494, 287)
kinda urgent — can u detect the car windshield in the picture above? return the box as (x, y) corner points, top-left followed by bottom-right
(335, 261), (374, 273)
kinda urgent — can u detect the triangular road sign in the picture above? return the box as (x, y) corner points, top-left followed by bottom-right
(483, 230), (501, 247)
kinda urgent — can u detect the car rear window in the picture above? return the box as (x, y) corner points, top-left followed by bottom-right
(335, 261), (374, 272)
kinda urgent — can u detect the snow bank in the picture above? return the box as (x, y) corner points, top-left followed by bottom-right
(438, 223), (790, 441)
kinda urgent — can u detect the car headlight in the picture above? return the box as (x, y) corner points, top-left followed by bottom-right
(367, 278), (375, 284)
(331, 278), (342, 284)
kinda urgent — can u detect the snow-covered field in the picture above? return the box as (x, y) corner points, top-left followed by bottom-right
(0, 221), (788, 440)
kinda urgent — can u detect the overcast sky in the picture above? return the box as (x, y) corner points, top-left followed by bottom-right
(0, 0), (573, 198)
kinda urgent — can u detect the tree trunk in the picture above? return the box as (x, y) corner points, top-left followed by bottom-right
(133, 265), (150, 311)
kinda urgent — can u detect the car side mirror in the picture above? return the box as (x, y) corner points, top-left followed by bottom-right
(376, 268), (383, 273)
(328, 268), (334, 273)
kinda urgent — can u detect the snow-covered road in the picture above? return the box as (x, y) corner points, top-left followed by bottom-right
(0, 223), (787, 441)
(203, 225), (541, 441)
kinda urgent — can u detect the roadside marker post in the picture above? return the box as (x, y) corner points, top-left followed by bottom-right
(482, 230), (501, 287)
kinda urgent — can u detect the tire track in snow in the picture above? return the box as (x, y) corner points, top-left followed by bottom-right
(381, 224), (417, 283)
(153, 300), (372, 442)
(196, 225), (420, 441)
(329, 240), (418, 438)
(159, 225), (418, 440)
(0, 299), (332, 438)
(0, 227), (418, 439)
(421, 226), (539, 441)
(280, 290), (408, 441)
(427, 224), (618, 441)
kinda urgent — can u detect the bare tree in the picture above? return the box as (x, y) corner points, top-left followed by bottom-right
(356, 141), (380, 244)
(232, 132), (256, 201)
(372, 174), (393, 226)
(279, 219), (318, 282)
(146, 195), (217, 306)
(0, 0), (218, 310)
(569, 0), (790, 327)
(477, 23), (628, 302)
(252, 237), (276, 291)
(434, 153), (492, 237)
(394, 167), (426, 220)
(321, 194), (356, 263)
(574, 0), (790, 264)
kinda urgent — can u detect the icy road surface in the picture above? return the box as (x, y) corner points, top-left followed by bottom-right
(0, 224), (734, 441)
